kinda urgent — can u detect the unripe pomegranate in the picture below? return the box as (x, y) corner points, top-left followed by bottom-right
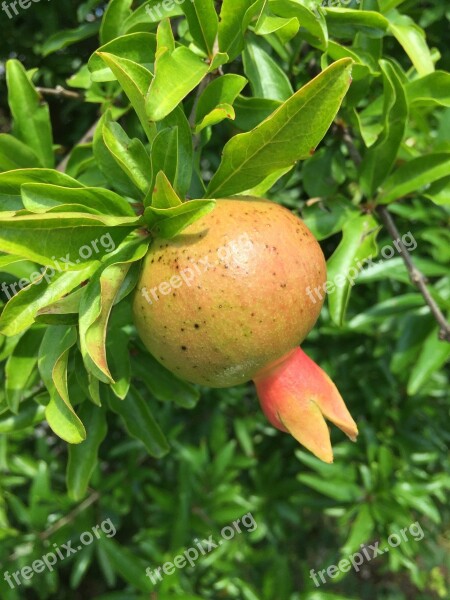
(133, 197), (358, 462)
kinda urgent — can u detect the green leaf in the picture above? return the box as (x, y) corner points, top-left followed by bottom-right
(5, 328), (42, 413)
(98, 536), (153, 592)
(181, 0), (219, 57)
(152, 171), (182, 208)
(195, 104), (235, 134)
(79, 238), (149, 381)
(255, 12), (300, 45)
(324, 7), (389, 39)
(377, 153), (450, 204)
(156, 16), (175, 52)
(89, 33), (157, 82)
(342, 505), (375, 554)
(0, 400), (46, 433)
(407, 328), (450, 395)
(360, 60), (408, 196)
(297, 473), (361, 502)
(107, 387), (169, 458)
(243, 38), (293, 101)
(67, 403), (107, 500)
(108, 331), (131, 400)
(218, 0), (253, 60)
(21, 183), (136, 216)
(326, 214), (379, 326)
(41, 22), (100, 57)
(406, 71), (450, 107)
(0, 168), (85, 211)
(423, 176), (450, 206)
(148, 127), (179, 203)
(0, 265), (97, 337)
(100, 0), (133, 44)
(36, 288), (84, 325)
(133, 351), (200, 409)
(234, 96), (282, 131)
(6, 60), (54, 168)
(387, 9), (434, 76)
(38, 325), (85, 443)
(146, 46), (209, 121)
(0, 135), (41, 171)
(157, 107), (194, 198)
(195, 74), (247, 125)
(102, 118), (152, 195)
(144, 199), (216, 239)
(95, 53), (155, 141)
(0, 212), (139, 268)
(206, 58), (353, 197)
(302, 197), (360, 241)
(123, 0), (184, 34)
(270, 0), (327, 50)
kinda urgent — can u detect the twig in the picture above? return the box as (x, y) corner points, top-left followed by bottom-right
(377, 206), (450, 342)
(57, 119), (99, 173)
(37, 85), (83, 100)
(340, 122), (450, 343)
(7, 490), (100, 561)
(39, 491), (100, 541)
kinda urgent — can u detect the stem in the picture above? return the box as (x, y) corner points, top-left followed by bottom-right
(340, 122), (450, 343)
(39, 491), (100, 541)
(37, 85), (83, 100)
(57, 119), (99, 173)
(377, 205), (450, 342)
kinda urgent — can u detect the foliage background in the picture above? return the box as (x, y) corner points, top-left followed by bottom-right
(0, 1), (449, 599)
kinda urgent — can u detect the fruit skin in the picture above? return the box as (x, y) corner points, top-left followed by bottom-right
(133, 197), (327, 387)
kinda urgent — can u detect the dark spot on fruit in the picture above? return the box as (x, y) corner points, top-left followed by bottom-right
(281, 283), (287, 288)
(160, 356), (165, 361)
(158, 256), (162, 262)
(251, 313), (255, 317)
(181, 346), (187, 351)
(219, 304), (222, 308)
(194, 324), (200, 329)
(181, 328), (185, 331)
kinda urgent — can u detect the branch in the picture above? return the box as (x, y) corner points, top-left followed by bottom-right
(57, 119), (99, 173)
(37, 85), (83, 100)
(377, 206), (450, 342)
(39, 491), (100, 541)
(340, 122), (450, 343)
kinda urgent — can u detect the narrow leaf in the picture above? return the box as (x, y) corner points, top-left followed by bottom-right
(67, 403), (107, 500)
(6, 60), (54, 168)
(206, 59), (353, 197)
(107, 387), (169, 458)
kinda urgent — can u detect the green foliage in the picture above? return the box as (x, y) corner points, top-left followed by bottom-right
(0, 0), (449, 598)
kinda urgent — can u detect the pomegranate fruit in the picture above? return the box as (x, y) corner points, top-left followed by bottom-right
(133, 197), (358, 462)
